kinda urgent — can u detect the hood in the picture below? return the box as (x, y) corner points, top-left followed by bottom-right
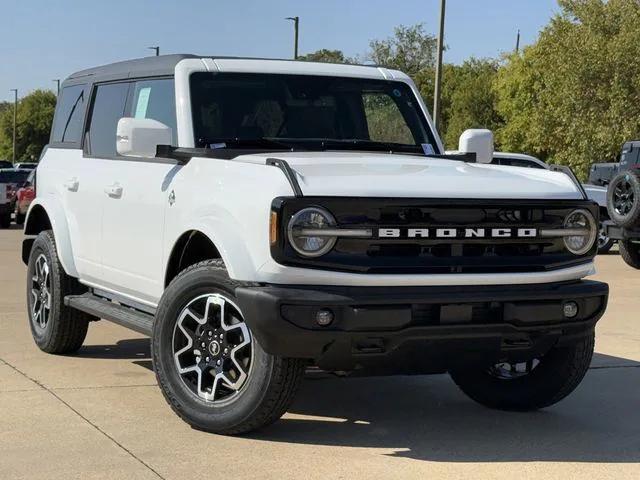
(235, 151), (583, 200)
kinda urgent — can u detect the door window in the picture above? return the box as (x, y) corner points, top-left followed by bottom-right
(51, 85), (86, 144)
(130, 79), (177, 145)
(86, 83), (130, 157)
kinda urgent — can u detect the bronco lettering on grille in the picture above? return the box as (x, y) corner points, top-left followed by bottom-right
(377, 228), (538, 239)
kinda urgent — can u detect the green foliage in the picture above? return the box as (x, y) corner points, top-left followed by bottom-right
(495, 0), (640, 179)
(0, 90), (56, 161)
(367, 24), (437, 76)
(298, 49), (354, 64)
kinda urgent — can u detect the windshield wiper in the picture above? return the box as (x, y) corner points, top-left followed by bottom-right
(301, 138), (424, 154)
(198, 137), (301, 151)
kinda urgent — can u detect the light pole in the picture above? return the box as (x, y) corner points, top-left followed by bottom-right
(148, 46), (160, 56)
(285, 16), (299, 59)
(53, 79), (60, 95)
(433, 0), (446, 131)
(10, 89), (17, 163)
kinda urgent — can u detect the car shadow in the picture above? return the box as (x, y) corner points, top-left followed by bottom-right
(71, 339), (640, 463)
(250, 352), (640, 463)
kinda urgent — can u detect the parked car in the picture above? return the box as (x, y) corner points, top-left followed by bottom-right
(14, 162), (38, 170)
(588, 162), (619, 186)
(22, 55), (608, 434)
(490, 153), (614, 253)
(0, 179), (11, 228)
(603, 141), (640, 267)
(15, 170), (35, 225)
(0, 168), (31, 227)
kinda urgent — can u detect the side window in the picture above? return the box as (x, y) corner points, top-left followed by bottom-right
(86, 83), (129, 157)
(51, 85), (86, 144)
(362, 92), (414, 144)
(130, 78), (177, 145)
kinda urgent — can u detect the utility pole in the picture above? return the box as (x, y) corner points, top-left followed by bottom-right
(53, 79), (60, 96)
(148, 46), (160, 56)
(285, 16), (299, 59)
(433, 0), (446, 130)
(515, 29), (521, 53)
(10, 89), (17, 163)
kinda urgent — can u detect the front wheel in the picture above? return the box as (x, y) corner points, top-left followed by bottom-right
(597, 221), (614, 254)
(152, 260), (306, 435)
(619, 239), (640, 269)
(450, 333), (594, 411)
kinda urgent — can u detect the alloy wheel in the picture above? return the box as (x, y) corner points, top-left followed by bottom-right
(30, 254), (52, 330)
(613, 179), (635, 216)
(488, 359), (540, 380)
(172, 293), (252, 403)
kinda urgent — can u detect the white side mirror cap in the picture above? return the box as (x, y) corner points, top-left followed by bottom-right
(116, 117), (172, 158)
(458, 129), (494, 164)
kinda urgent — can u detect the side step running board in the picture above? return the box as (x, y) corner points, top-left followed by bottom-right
(64, 293), (154, 336)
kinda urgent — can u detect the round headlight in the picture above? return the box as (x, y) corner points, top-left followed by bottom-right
(563, 209), (597, 255)
(287, 207), (337, 257)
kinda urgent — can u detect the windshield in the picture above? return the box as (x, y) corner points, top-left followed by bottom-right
(189, 72), (437, 153)
(0, 170), (30, 183)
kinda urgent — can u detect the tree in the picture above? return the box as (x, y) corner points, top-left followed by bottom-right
(367, 24), (437, 76)
(0, 90), (56, 161)
(495, 0), (640, 179)
(298, 49), (353, 64)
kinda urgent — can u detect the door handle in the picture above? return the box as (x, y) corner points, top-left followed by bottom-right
(64, 177), (79, 192)
(104, 183), (123, 198)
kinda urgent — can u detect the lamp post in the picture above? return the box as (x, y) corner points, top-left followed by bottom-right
(285, 16), (299, 59)
(10, 89), (17, 163)
(433, 0), (446, 130)
(515, 29), (521, 53)
(148, 46), (160, 56)
(53, 79), (60, 95)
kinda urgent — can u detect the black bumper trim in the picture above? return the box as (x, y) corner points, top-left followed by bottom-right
(236, 280), (608, 373)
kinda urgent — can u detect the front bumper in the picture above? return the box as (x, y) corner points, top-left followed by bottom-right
(236, 280), (608, 373)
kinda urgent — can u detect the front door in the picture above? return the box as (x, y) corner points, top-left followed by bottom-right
(96, 78), (179, 305)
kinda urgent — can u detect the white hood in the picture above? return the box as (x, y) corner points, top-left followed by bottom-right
(236, 151), (582, 200)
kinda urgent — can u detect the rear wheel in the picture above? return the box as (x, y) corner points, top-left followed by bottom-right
(0, 212), (10, 228)
(607, 171), (640, 227)
(152, 260), (306, 434)
(597, 221), (614, 254)
(26, 231), (94, 353)
(619, 239), (640, 269)
(450, 333), (594, 411)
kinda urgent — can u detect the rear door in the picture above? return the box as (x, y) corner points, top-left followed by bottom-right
(97, 78), (180, 305)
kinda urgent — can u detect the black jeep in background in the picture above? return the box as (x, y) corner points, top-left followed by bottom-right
(605, 141), (640, 267)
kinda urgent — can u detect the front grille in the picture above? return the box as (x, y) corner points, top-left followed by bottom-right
(271, 197), (598, 274)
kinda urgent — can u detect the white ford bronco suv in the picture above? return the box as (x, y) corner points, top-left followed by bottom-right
(23, 55), (608, 434)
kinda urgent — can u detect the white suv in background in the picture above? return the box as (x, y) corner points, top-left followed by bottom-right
(22, 55), (608, 434)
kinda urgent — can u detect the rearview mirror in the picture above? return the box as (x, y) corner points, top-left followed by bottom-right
(116, 117), (172, 158)
(458, 129), (494, 164)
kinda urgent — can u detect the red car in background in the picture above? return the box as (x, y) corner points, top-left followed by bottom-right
(15, 170), (35, 225)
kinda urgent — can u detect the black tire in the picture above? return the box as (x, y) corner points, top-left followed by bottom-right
(597, 221), (615, 254)
(607, 170), (640, 227)
(619, 239), (640, 269)
(26, 230), (94, 353)
(0, 212), (10, 228)
(450, 333), (594, 411)
(15, 212), (25, 225)
(152, 259), (306, 435)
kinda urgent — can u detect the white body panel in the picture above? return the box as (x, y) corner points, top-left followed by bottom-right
(30, 58), (597, 308)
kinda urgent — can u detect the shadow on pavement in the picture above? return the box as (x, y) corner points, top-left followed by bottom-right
(71, 338), (640, 463)
(252, 352), (640, 463)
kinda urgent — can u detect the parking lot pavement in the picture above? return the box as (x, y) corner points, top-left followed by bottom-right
(1, 226), (639, 480)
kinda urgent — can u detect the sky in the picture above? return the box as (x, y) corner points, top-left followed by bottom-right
(0, 0), (560, 102)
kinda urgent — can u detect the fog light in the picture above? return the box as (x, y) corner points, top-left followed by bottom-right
(316, 309), (334, 326)
(563, 301), (579, 319)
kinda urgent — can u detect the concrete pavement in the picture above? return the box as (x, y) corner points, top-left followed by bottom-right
(0, 226), (638, 479)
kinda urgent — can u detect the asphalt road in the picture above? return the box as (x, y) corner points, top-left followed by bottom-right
(0, 226), (638, 479)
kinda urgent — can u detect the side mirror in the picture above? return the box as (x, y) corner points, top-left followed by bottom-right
(458, 129), (494, 164)
(116, 117), (172, 158)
